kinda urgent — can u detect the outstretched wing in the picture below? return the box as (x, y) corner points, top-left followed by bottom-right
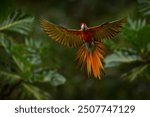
(40, 18), (83, 48)
(90, 18), (126, 41)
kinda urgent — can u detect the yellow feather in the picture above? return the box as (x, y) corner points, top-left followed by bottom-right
(40, 18), (83, 48)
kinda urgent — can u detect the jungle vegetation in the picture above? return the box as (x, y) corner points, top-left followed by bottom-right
(0, 0), (150, 99)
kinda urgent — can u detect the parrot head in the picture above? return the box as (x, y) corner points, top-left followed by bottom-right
(80, 22), (88, 31)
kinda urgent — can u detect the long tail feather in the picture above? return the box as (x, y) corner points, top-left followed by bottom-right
(76, 41), (106, 79)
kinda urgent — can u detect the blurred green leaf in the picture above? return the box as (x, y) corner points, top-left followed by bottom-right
(33, 69), (66, 86)
(0, 11), (66, 99)
(0, 11), (34, 35)
(23, 83), (50, 99)
(49, 71), (66, 86)
(138, 0), (150, 16)
(121, 65), (149, 82)
(105, 17), (150, 81)
(123, 18), (150, 50)
(105, 51), (142, 68)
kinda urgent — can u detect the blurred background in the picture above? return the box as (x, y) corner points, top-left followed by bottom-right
(0, 0), (150, 99)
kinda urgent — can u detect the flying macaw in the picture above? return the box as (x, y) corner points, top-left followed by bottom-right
(40, 18), (125, 79)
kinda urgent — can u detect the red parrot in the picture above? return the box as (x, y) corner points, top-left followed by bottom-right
(40, 18), (125, 79)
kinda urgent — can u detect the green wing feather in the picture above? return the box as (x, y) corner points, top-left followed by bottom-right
(90, 18), (126, 41)
(40, 18), (83, 48)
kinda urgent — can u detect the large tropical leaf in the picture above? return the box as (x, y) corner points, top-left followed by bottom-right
(104, 51), (142, 68)
(0, 11), (34, 35)
(0, 34), (66, 99)
(123, 18), (150, 49)
(105, 17), (150, 81)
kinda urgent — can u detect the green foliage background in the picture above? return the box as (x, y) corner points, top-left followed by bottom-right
(0, 0), (150, 99)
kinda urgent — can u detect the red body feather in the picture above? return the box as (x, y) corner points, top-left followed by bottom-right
(81, 29), (92, 43)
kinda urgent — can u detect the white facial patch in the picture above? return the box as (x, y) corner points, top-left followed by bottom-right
(81, 24), (85, 30)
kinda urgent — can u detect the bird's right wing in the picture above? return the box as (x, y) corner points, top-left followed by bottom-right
(40, 18), (84, 48)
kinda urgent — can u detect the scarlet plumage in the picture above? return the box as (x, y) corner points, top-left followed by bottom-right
(81, 29), (92, 43)
(40, 18), (126, 79)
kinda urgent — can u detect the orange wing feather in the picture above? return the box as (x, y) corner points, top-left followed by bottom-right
(40, 18), (83, 48)
(90, 18), (126, 41)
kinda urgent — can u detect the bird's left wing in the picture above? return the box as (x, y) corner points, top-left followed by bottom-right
(90, 18), (126, 41)
(40, 18), (83, 48)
